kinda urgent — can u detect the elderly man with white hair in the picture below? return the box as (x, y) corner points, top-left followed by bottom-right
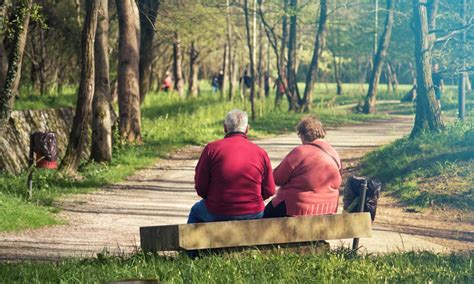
(188, 109), (275, 223)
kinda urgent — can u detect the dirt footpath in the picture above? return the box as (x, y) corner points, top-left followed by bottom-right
(0, 116), (472, 261)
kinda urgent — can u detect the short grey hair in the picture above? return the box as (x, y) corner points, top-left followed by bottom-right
(225, 109), (248, 133)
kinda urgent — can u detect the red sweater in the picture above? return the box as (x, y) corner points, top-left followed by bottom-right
(271, 139), (342, 216)
(195, 132), (275, 216)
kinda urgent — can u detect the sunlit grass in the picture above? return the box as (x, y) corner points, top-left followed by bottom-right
(361, 120), (474, 209)
(0, 250), (471, 283)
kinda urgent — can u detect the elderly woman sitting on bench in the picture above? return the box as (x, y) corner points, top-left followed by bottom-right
(264, 116), (342, 218)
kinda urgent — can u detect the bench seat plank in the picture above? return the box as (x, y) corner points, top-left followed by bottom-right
(140, 212), (372, 251)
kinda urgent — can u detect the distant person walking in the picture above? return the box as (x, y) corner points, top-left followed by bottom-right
(432, 63), (444, 108)
(211, 73), (220, 94)
(162, 71), (173, 93)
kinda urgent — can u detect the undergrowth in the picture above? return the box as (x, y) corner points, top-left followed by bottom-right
(361, 120), (474, 210)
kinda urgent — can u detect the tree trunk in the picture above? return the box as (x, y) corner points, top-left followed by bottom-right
(0, 37), (9, 88)
(257, 0), (264, 99)
(458, 0), (467, 121)
(188, 41), (199, 98)
(60, 0), (99, 175)
(91, 0), (112, 163)
(275, 0), (288, 107)
(385, 63), (393, 95)
(173, 31), (184, 98)
(331, 50), (343, 96)
(39, 28), (47, 96)
(411, 0), (444, 137)
(138, 0), (160, 104)
(116, 0), (142, 143)
(229, 45), (238, 101)
(244, 0), (256, 120)
(388, 61), (398, 92)
(226, 0), (235, 101)
(0, 0), (32, 129)
(302, 0), (327, 111)
(286, 0), (299, 111)
(221, 43), (228, 98)
(363, 0), (395, 114)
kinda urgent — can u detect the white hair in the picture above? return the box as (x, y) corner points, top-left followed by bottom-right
(225, 109), (248, 133)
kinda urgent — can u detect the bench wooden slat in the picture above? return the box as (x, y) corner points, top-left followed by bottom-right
(140, 212), (372, 251)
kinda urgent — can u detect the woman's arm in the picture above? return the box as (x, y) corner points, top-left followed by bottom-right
(273, 150), (297, 186)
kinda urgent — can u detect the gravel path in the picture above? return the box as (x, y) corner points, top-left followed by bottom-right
(1, 116), (471, 261)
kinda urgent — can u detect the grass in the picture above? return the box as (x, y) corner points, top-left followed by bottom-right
(361, 120), (474, 210)
(1, 85), (385, 232)
(0, 250), (471, 283)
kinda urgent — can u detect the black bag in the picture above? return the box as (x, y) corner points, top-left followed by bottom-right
(31, 132), (58, 161)
(343, 176), (382, 221)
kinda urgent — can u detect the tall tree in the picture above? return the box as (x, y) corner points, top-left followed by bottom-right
(257, 0), (264, 99)
(411, 0), (444, 137)
(221, 43), (229, 98)
(458, 0), (467, 120)
(286, 0), (300, 111)
(172, 31), (184, 98)
(116, 0), (142, 142)
(188, 41), (199, 98)
(226, 0), (235, 101)
(302, 0), (328, 111)
(138, 0), (160, 104)
(244, 0), (256, 120)
(0, 0), (32, 129)
(363, 0), (395, 114)
(275, 0), (288, 107)
(60, 0), (99, 175)
(91, 0), (112, 163)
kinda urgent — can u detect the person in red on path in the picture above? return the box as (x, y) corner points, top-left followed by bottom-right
(187, 109), (275, 223)
(263, 116), (342, 218)
(161, 71), (173, 92)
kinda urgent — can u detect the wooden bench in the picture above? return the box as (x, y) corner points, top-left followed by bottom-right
(140, 212), (372, 252)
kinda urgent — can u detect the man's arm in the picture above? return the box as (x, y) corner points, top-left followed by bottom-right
(261, 152), (276, 200)
(194, 145), (211, 198)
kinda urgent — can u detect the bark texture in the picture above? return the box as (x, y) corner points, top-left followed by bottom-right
(188, 42), (199, 98)
(411, 0), (444, 137)
(302, 0), (327, 111)
(244, 0), (256, 120)
(0, 0), (32, 129)
(91, 0), (112, 163)
(363, 0), (395, 114)
(138, 0), (160, 104)
(172, 31), (184, 98)
(60, 0), (99, 175)
(116, 0), (142, 142)
(226, 0), (234, 100)
(286, 0), (299, 111)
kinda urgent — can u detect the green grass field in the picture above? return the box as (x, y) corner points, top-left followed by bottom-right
(0, 250), (471, 283)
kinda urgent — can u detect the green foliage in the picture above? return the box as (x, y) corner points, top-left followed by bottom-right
(0, 250), (471, 283)
(361, 120), (474, 209)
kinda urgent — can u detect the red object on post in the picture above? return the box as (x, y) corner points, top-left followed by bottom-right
(35, 153), (58, 169)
